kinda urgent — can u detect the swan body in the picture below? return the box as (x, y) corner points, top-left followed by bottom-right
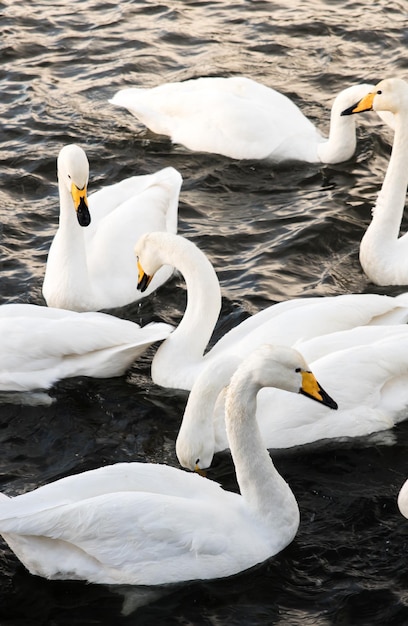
(342, 78), (408, 286)
(110, 78), (383, 163)
(0, 304), (172, 391)
(0, 345), (336, 585)
(177, 324), (408, 470)
(43, 144), (182, 312)
(135, 231), (408, 391)
(398, 479), (408, 519)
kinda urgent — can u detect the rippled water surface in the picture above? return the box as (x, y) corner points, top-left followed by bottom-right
(1, 0), (408, 624)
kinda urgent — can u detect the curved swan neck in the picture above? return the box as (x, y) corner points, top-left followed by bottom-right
(317, 97), (357, 164)
(152, 236), (222, 387)
(176, 353), (242, 468)
(225, 371), (299, 523)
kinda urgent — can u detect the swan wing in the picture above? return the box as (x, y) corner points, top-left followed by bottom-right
(85, 167), (181, 235)
(210, 293), (408, 360)
(83, 168), (181, 308)
(0, 305), (172, 391)
(255, 330), (408, 447)
(0, 463), (267, 584)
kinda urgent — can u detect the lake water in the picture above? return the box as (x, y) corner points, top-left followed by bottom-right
(1, 0), (408, 624)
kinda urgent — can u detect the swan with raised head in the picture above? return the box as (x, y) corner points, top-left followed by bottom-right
(135, 231), (408, 391)
(177, 324), (408, 470)
(43, 144), (182, 312)
(398, 479), (408, 519)
(341, 77), (408, 286)
(0, 344), (337, 585)
(109, 77), (392, 163)
(0, 303), (172, 392)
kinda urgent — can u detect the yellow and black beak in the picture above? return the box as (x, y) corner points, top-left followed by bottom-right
(71, 183), (90, 227)
(341, 91), (376, 117)
(137, 259), (153, 292)
(300, 370), (338, 410)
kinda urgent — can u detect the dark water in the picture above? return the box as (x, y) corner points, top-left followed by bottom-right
(1, 0), (408, 623)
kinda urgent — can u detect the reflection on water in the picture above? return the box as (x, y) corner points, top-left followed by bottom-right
(1, 0), (408, 624)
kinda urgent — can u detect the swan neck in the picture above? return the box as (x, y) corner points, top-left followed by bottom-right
(225, 374), (298, 522)
(153, 240), (222, 386)
(317, 100), (357, 163)
(43, 180), (90, 309)
(372, 116), (408, 230)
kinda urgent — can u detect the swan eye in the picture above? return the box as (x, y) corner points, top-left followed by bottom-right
(195, 458), (200, 465)
(377, 90), (382, 95)
(295, 367), (301, 373)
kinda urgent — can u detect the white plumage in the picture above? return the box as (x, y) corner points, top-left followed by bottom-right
(341, 77), (408, 286)
(398, 479), (408, 519)
(177, 324), (408, 470)
(0, 344), (336, 585)
(0, 303), (172, 391)
(109, 77), (392, 163)
(43, 144), (182, 311)
(135, 231), (408, 391)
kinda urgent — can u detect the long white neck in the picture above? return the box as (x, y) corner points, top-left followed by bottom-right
(151, 238), (222, 390)
(43, 180), (90, 310)
(225, 371), (299, 530)
(360, 113), (408, 285)
(317, 95), (358, 164)
(176, 353), (242, 469)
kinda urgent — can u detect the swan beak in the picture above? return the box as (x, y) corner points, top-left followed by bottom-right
(300, 370), (338, 410)
(137, 259), (153, 292)
(194, 463), (207, 477)
(341, 91), (375, 116)
(71, 183), (91, 227)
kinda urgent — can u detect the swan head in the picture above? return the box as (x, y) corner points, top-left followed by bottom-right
(135, 231), (190, 292)
(234, 344), (338, 409)
(57, 144), (91, 227)
(341, 78), (408, 117)
(135, 232), (162, 292)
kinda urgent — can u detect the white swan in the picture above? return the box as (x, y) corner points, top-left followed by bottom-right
(177, 324), (408, 470)
(398, 479), (408, 519)
(135, 231), (408, 391)
(109, 77), (392, 163)
(341, 77), (408, 286)
(0, 344), (337, 585)
(42, 144), (182, 312)
(0, 303), (172, 392)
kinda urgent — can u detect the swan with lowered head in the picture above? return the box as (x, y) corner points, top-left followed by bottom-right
(42, 144), (182, 312)
(135, 231), (408, 391)
(177, 324), (408, 470)
(109, 77), (392, 164)
(0, 344), (337, 585)
(341, 77), (408, 286)
(0, 303), (172, 392)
